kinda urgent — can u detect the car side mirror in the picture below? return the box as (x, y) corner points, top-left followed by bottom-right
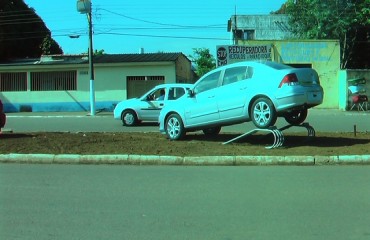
(188, 89), (195, 98)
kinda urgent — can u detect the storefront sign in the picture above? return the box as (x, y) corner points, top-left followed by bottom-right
(216, 45), (272, 66)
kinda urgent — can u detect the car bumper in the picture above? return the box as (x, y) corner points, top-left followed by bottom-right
(113, 112), (121, 120)
(159, 119), (165, 134)
(0, 113), (6, 128)
(158, 112), (166, 134)
(275, 86), (324, 111)
(113, 107), (123, 120)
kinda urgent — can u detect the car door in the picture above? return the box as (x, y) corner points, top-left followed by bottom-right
(138, 87), (167, 121)
(184, 71), (221, 126)
(217, 65), (253, 120)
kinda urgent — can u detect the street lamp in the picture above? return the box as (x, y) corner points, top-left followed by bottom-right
(77, 0), (96, 116)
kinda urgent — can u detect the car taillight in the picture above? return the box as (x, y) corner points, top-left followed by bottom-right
(278, 73), (298, 88)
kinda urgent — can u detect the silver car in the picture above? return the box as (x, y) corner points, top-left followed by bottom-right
(159, 61), (324, 140)
(114, 83), (192, 126)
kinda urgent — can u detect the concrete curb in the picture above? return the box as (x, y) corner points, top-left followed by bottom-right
(0, 154), (370, 165)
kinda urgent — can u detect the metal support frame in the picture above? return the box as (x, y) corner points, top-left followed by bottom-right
(223, 122), (315, 149)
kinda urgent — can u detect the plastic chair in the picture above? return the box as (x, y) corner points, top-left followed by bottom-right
(350, 95), (368, 111)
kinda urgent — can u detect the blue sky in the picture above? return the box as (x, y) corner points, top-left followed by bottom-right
(24, 0), (286, 57)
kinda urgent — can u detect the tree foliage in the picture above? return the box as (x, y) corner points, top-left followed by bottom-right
(40, 35), (63, 55)
(284, 0), (370, 69)
(94, 49), (105, 55)
(189, 48), (216, 78)
(0, 0), (63, 61)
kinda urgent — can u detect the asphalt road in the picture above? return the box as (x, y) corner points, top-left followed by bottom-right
(4, 108), (370, 133)
(1, 164), (370, 240)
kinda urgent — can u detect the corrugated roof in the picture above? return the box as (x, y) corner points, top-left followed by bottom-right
(93, 53), (183, 64)
(0, 52), (186, 66)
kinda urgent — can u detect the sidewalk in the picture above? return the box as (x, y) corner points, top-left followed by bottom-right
(5, 110), (113, 117)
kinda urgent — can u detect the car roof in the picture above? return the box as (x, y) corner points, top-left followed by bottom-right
(195, 61), (292, 83)
(156, 83), (193, 88)
(215, 60), (292, 71)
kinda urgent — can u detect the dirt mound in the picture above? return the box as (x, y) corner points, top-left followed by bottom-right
(1, 132), (369, 156)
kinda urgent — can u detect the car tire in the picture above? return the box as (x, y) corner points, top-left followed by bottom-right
(202, 126), (221, 137)
(251, 97), (277, 129)
(284, 109), (308, 125)
(165, 113), (185, 140)
(122, 110), (138, 126)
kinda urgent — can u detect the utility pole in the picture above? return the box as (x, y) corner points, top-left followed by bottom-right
(234, 6), (238, 45)
(77, 0), (96, 116)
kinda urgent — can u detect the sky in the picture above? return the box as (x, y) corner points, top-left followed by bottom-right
(24, 0), (286, 58)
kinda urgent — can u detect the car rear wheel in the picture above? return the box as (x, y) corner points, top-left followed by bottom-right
(165, 113), (185, 140)
(284, 109), (308, 125)
(251, 98), (277, 129)
(202, 126), (221, 137)
(122, 110), (138, 126)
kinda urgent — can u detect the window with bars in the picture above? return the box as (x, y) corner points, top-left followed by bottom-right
(127, 76), (165, 81)
(126, 75), (165, 99)
(30, 71), (77, 91)
(0, 72), (27, 92)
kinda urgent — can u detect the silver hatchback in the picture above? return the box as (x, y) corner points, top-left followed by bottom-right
(114, 83), (192, 126)
(159, 61), (324, 140)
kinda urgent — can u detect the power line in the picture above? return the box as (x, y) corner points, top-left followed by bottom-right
(98, 8), (226, 28)
(1, 4), (367, 45)
(95, 32), (230, 41)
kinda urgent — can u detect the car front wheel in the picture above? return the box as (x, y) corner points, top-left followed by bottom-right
(165, 113), (185, 140)
(122, 110), (138, 126)
(284, 109), (308, 125)
(251, 98), (277, 129)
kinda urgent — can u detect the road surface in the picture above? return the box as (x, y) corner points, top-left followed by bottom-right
(4, 109), (370, 133)
(1, 164), (370, 240)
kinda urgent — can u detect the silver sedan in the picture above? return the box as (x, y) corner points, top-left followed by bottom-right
(159, 61), (324, 140)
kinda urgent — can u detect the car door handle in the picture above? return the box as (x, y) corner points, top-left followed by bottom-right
(239, 86), (247, 90)
(160, 103), (164, 106)
(208, 95), (215, 98)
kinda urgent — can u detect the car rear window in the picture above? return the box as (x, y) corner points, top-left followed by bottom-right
(263, 61), (293, 70)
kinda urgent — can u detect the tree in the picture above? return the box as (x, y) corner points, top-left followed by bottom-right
(0, 0), (62, 61)
(284, 0), (370, 69)
(40, 35), (63, 55)
(189, 48), (216, 78)
(94, 49), (105, 55)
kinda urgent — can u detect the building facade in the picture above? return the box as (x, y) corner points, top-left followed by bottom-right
(225, 14), (344, 109)
(228, 14), (292, 43)
(0, 53), (195, 112)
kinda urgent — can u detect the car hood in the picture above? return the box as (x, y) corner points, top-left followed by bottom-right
(113, 98), (141, 118)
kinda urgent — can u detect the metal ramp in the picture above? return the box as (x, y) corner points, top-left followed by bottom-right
(222, 123), (315, 149)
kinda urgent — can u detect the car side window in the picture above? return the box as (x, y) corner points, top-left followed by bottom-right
(147, 88), (166, 101)
(222, 66), (253, 86)
(194, 71), (221, 94)
(168, 87), (186, 100)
